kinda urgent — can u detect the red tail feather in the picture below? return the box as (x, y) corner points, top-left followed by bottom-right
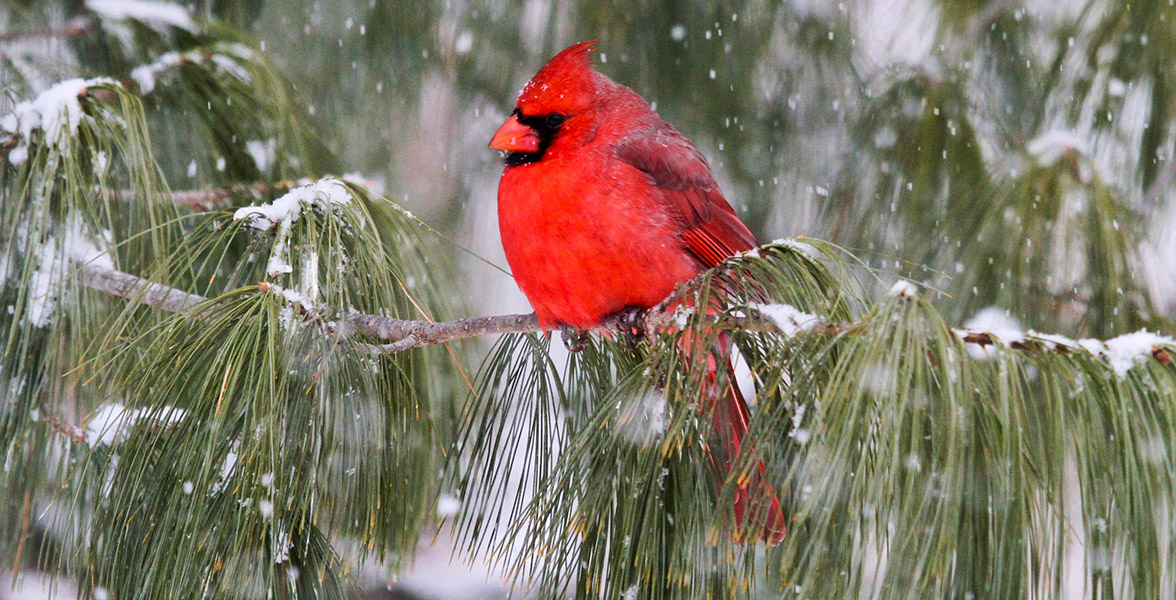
(697, 333), (787, 544)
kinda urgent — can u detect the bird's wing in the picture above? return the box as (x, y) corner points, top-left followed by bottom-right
(616, 126), (757, 268)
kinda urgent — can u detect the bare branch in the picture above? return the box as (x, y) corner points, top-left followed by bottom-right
(349, 311), (541, 348)
(0, 17), (93, 44)
(110, 181), (298, 211)
(77, 264), (1175, 368)
(39, 408), (85, 444)
(80, 263), (205, 313)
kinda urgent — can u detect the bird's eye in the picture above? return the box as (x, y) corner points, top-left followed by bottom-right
(546, 113), (567, 128)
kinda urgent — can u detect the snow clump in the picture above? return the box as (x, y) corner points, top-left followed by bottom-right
(1103, 330), (1174, 377)
(1, 77), (118, 165)
(749, 303), (820, 338)
(233, 178), (352, 276)
(85, 402), (188, 446)
(887, 279), (919, 298)
(85, 0), (195, 32)
(957, 306), (1024, 359)
(1027, 129), (1089, 167)
(26, 214), (115, 327)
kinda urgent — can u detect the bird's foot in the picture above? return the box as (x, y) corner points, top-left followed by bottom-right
(560, 325), (590, 353)
(616, 306), (646, 349)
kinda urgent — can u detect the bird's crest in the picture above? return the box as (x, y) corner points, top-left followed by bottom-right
(516, 40), (600, 115)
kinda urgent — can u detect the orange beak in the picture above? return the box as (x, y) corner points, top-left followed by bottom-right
(489, 114), (540, 154)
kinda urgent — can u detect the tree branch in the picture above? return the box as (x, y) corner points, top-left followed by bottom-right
(80, 263), (206, 314)
(77, 264), (1175, 366)
(0, 17), (93, 44)
(110, 181), (298, 211)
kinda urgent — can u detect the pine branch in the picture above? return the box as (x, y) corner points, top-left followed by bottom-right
(111, 181), (298, 211)
(75, 264), (1174, 365)
(39, 405), (85, 444)
(0, 16), (93, 44)
(80, 263), (205, 314)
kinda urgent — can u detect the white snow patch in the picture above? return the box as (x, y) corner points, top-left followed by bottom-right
(212, 451), (238, 493)
(454, 31), (473, 54)
(259, 499), (274, 518)
(857, 0), (938, 71)
(130, 45), (253, 94)
(210, 52), (252, 83)
(622, 585), (639, 600)
(615, 389), (666, 446)
(749, 303), (820, 337)
(1, 77), (118, 162)
(958, 307), (1024, 359)
(437, 494), (460, 517)
(1104, 330), (1174, 377)
(246, 139), (276, 172)
(887, 280), (919, 298)
(129, 51), (185, 93)
(85, 402), (187, 446)
(234, 177), (352, 231)
(1027, 129), (1089, 166)
(775, 238), (823, 260)
(1026, 330), (1077, 350)
(85, 404), (136, 446)
(93, 150), (109, 176)
(274, 531), (293, 563)
(86, 0), (195, 32)
(1077, 338), (1107, 356)
(26, 214), (114, 327)
(234, 178), (352, 277)
(874, 126), (898, 148)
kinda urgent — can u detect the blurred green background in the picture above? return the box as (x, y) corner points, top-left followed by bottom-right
(241, 0), (1175, 339)
(8, 0), (1173, 337)
(4, 0), (1176, 597)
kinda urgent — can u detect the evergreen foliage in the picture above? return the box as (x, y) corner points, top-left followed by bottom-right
(1, 2), (1175, 599)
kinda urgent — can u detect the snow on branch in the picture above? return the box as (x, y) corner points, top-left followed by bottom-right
(85, 0), (196, 33)
(74, 263), (1176, 368)
(110, 181), (298, 211)
(1, 77), (119, 165)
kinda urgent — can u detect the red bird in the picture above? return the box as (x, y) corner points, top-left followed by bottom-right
(489, 41), (785, 543)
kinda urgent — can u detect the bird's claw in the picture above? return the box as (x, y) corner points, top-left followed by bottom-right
(561, 325), (589, 353)
(617, 306), (646, 349)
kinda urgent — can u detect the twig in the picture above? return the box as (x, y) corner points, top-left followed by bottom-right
(0, 17), (93, 44)
(39, 407), (85, 444)
(110, 181), (298, 211)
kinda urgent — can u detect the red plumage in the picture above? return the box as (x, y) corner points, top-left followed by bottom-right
(491, 40), (785, 544)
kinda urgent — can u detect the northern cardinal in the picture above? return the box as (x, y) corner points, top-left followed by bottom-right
(489, 41), (785, 544)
